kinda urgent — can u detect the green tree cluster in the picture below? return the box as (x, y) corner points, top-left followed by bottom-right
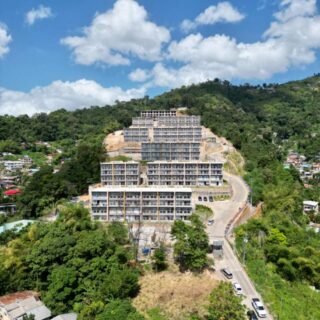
(171, 214), (209, 272)
(0, 205), (143, 318)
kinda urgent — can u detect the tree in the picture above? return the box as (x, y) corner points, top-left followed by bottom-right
(96, 300), (144, 320)
(171, 214), (209, 272)
(22, 315), (35, 320)
(152, 244), (167, 272)
(207, 282), (246, 320)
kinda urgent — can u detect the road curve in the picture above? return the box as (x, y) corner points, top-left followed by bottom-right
(206, 172), (274, 319)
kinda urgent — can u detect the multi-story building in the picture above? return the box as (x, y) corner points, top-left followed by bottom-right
(90, 186), (193, 222)
(157, 116), (201, 127)
(147, 161), (223, 186)
(123, 128), (149, 142)
(141, 142), (200, 161)
(101, 161), (140, 186)
(140, 110), (177, 118)
(153, 127), (202, 142)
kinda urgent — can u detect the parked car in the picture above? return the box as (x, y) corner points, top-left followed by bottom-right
(207, 219), (214, 225)
(232, 282), (243, 295)
(221, 268), (233, 279)
(251, 298), (267, 318)
(247, 310), (258, 320)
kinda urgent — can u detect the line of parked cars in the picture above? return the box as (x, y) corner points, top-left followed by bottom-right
(220, 268), (267, 319)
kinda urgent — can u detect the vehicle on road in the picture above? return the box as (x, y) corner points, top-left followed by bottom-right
(251, 298), (267, 318)
(247, 310), (258, 320)
(207, 219), (214, 225)
(221, 268), (233, 279)
(232, 282), (243, 295)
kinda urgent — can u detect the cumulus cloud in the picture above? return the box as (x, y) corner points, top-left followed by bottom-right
(0, 24), (12, 58)
(131, 0), (320, 88)
(0, 79), (146, 116)
(181, 2), (245, 33)
(61, 0), (170, 66)
(25, 5), (53, 25)
(128, 68), (152, 82)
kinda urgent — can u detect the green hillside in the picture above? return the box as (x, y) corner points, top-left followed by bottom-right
(1, 75), (320, 319)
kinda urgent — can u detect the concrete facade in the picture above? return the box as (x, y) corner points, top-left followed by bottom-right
(131, 117), (154, 128)
(101, 162), (140, 186)
(157, 115), (200, 127)
(153, 127), (202, 142)
(147, 161), (223, 186)
(141, 142), (200, 161)
(140, 110), (177, 118)
(90, 186), (193, 222)
(123, 128), (149, 142)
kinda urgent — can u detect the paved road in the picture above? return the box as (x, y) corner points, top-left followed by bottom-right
(205, 173), (274, 319)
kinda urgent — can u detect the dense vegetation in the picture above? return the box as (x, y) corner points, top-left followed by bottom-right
(171, 214), (209, 272)
(0, 205), (143, 319)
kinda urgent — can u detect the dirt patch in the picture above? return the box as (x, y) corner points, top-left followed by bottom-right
(133, 269), (219, 320)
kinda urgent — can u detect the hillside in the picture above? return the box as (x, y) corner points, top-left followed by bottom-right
(1, 75), (320, 319)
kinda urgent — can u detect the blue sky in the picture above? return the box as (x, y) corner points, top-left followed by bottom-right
(0, 0), (320, 115)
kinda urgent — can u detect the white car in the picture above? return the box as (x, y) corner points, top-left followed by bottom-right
(232, 282), (243, 295)
(252, 298), (267, 318)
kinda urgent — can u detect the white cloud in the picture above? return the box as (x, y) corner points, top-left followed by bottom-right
(128, 68), (151, 82)
(133, 0), (320, 88)
(181, 2), (245, 32)
(0, 24), (12, 58)
(61, 0), (170, 66)
(25, 5), (53, 25)
(0, 79), (146, 116)
(274, 0), (316, 21)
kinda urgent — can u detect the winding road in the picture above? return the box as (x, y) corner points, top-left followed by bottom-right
(205, 173), (274, 319)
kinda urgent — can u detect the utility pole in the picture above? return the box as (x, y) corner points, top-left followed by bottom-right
(243, 234), (248, 264)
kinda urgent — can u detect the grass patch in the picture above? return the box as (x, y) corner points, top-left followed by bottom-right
(133, 269), (218, 320)
(224, 150), (245, 176)
(195, 205), (213, 221)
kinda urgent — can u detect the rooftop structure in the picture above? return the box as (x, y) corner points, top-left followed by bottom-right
(303, 201), (319, 213)
(147, 161), (223, 186)
(90, 186), (194, 222)
(141, 142), (200, 161)
(140, 109), (177, 118)
(52, 313), (77, 320)
(0, 291), (51, 320)
(100, 161), (140, 186)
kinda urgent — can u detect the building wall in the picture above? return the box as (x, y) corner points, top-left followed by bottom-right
(147, 161), (223, 186)
(131, 117), (154, 128)
(90, 187), (193, 222)
(153, 127), (202, 142)
(140, 110), (177, 118)
(101, 162), (140, 186)
(141, 143), (200, 161)
(123, 128), (149, 142)
(157, 116), (201, 127)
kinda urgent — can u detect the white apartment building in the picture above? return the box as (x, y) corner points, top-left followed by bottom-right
(141, 142), (200, 161)
(101, 162), (140, 186)
(153, 127), (202, 142)
(90, 186), (194, 222)
(140, 110), (177, 118)
(147, 161), (223, 186)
